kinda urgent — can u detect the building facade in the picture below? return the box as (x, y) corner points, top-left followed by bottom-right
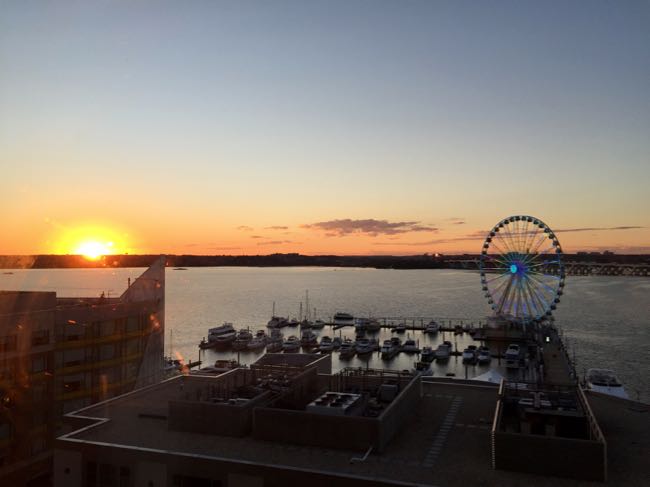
(0, 258), (165, 486)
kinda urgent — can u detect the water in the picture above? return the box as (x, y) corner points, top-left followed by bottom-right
(1, 267), (648, 402)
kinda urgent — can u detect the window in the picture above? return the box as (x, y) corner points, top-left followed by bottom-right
(99, 464), (117, 487)
(0, 335), (17, 352)
(31, 355), (46, 373)
(86, 461), (98, 487)
(100, 320), (115, 337)
(32, 329), (50, 346)
(63, 349), (85, 367)
(63, 380), (82, 393)
(100, 344), (115, 360)
(0, 422), (12, 441)
(119, 466), (131, 487)
(31, 436), (46, 455)
(126, 316), (140, 333)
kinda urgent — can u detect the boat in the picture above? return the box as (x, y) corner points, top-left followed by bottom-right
(354, 318), (371, 332)
(199, 322), (237, 349)
(232, 329), (253, 351)
(424, 321), (439, 334)
(332, 336), (342, 349)
(288, 319), (300, 327)
(355, 338), (374, 355)
(454, 325), (463, 335)
(365, 319), (381, 332)
(266, 337), (283, 353)
(462, 345), (477, 363)
(267, 316), (288, 329)
(401, 338), (420, 354)
(318, 336), (334, 352)
(434, 341), (452, 361)
(300, 330), (318, 347)
(300, 319), (312, 329)
(172, 267), (187, 270)
(505, 343), (521, 368)
(339, 339), (356, 358)
(311, 319), (326, 329)
(390, 336), (402, 348)
(393, 322), (407, 333)
(380, 340), (399, 360)
(420, 346), (435, 362)
(477, 346), (491, 364)
(585, 369), (629, 399)
(333, 312), (355, 326)
(255, 329), (268, 342)
(247, 336), (266, 351)
(282, 335), (301, 352)
(412, 361), (434, 377)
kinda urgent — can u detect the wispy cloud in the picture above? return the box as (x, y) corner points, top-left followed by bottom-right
(236, 225), (254, 231)
(264, 226), (289, 230)
(207, 246), (242, 251)
(302, 219), (438, 237)
(556, 226), (643, 233)
(250, 235), (265, 239)
(447, 217), (466, 224)
(256, 240), (294, 245)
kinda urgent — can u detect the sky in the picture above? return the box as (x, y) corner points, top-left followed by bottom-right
(1, 0), (649, 256)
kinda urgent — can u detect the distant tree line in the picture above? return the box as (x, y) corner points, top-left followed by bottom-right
(0, 252), (647, 269)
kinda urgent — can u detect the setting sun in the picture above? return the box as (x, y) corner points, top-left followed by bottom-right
(74, 240), (114, 260)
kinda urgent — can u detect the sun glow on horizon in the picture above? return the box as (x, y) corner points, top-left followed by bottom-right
(52, 224), (130, 258)
(74, 240), (115, 260)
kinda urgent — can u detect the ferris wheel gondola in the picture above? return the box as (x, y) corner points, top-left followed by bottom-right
(479, 215), (565, 324)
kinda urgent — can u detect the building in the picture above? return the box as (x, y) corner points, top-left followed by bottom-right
(54, 352), (649, 487)
(0, 258), (165, 486)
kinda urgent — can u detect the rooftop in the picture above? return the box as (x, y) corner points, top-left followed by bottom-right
(58, 374), (650, 486)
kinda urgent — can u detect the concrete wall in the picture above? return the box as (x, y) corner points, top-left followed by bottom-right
(377, 376), (422, 451)
(169, 390), (272, 437)
(493, 430), (606, 481)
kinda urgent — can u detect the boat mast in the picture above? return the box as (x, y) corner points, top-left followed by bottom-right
(305, 290), (310, 321)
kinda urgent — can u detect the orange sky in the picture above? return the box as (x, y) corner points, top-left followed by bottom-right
(1, 3), (649, 256)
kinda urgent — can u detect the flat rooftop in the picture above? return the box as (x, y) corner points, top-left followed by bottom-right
(59, 375), (650, 486)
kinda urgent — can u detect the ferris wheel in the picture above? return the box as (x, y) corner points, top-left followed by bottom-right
(479, 215), (565, 324)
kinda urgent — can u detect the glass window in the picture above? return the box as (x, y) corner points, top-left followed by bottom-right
(32, 329), (50, 346)
(32, 355), (46, 373)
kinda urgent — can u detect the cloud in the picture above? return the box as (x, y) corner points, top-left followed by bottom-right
(452, 221), (466, 225)
(302, 219), (438, 237)
(264, 226), (289, 230)
(447, 217), (465, 224)
(555, 226), (643, 233)
(207, 246), (241, 251)
(250, 235), (265, 239)
(256, 240), (294, 245)
(236, 225), (253, 231)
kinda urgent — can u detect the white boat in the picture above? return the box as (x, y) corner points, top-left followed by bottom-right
(339, 339), (356, 358)
(247, 336), (266, 351)
(212, 359), (239, 373)
(267, 316), (288, 328)
(333, 312), (355, 326)
(332, 336), (342, 349)
(477, 346), (491, 364)
(420, 346), (435, 362)
(585, 369), (629, 399)
(355, 338), (374, 355)
(401, 338), (420, 354)
(232, 329), (253, 351)
(505, 343), (521, 368)
(412, 361), (434, 377)
(300, 330), (318, 347)
(282, 335), (300, 352)
(380, 340), (399, 360)
(462, 345), (477, 363)
(424, 321), (439, 334)
(207, 322), (235, 341)
(319, 336), (334, 352)
(434, 341), (452, 360)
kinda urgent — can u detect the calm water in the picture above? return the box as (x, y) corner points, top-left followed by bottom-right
(2, 267), (648, 402)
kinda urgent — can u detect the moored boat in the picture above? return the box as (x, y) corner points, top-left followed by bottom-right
(318, 336), (334, 352)
(421, 346), (435, 362)
(412, 361), (434, 377)
(435, 341), (452, 361)
(401, 338), (420, 354)
(462, 345), (477, 363)
(424, 321), (439, 334)
(585, 369), (629, 399)
(380, 339), (399, 360)
(477, 346), (491, 364)
(282, 335), (300, 352)
(339, 339), (356, 359)
(333, 312), (355, 326)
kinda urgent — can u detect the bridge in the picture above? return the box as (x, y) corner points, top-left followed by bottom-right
(446, 259), (650, 277)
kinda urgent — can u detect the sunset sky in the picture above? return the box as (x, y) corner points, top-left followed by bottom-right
(1, 1), (649, 255)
